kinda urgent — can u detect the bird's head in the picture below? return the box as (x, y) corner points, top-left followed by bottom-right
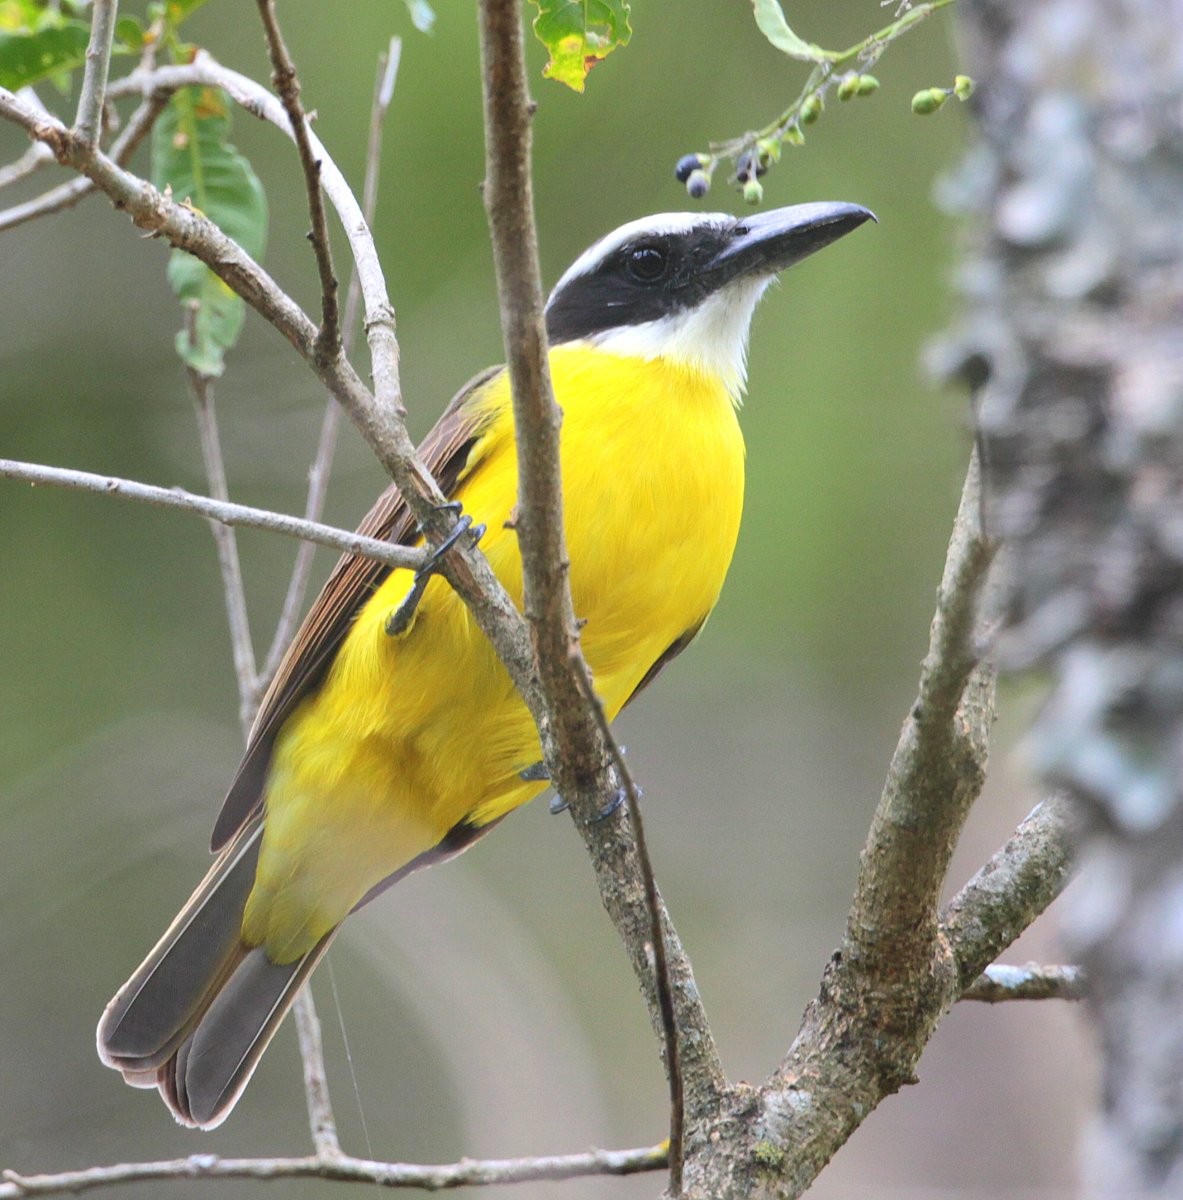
(544, 202), (874, 400)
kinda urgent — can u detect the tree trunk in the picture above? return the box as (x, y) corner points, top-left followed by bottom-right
(948, 0), (1183, 1191)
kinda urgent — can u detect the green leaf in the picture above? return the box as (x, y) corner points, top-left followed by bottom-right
(530, 0), (631, 93)
(164, 0), (210, 24)
(404, 0), (435, 34)
(115, 15), (145, 52)
(751, 0), (831, 63)
(152, 87), (268, 376)
(0, 19), (89, 90)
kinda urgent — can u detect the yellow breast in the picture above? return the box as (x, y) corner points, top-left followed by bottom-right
(244, 345), (745, 961)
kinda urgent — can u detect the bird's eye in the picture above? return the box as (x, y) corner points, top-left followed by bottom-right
(626, 244), (668, 283)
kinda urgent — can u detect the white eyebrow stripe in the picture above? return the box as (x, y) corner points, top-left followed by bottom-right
(547, 212), (736, 303)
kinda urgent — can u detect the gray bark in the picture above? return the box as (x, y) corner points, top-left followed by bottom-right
(943, 0), (1183, 1191)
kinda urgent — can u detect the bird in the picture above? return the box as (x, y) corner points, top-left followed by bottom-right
(96, 201), (873, 1129)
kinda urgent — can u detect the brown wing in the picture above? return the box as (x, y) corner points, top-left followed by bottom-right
(210, 365), (505, 851)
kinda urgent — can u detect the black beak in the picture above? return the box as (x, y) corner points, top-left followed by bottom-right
(707, 201), (876, 285)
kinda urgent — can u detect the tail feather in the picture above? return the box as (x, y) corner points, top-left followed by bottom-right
(161, 936), (331, 1129)
(96, 818), (336, 1129)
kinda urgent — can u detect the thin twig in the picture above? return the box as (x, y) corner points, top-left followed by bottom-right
(0, 458), (423, 572)
(572, 666), (684, 1192)
(73, 0), (118, 148)
(255, 0), (341, 360)
(261, 38), (402, 687)
(292, 989), (342, 1158)
(186, 356), (259, 733)
(961, 962), (1085, 1002)
(0, 1143), (667, 1198)
(0, 140), (53, 190)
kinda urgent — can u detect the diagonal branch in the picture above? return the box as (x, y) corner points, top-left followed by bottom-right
(255, 0), (340, 360)
(942, 792), (1076, 992)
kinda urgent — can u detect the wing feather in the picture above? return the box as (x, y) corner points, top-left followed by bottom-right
(210, 365), (505, 851)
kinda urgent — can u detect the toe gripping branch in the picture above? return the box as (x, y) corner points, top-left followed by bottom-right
(385, 502), (486, 637)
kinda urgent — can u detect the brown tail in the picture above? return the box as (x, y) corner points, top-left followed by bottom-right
(96, 818), (334, 1129)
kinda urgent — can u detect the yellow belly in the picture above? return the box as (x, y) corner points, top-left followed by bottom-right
(243, 345), (746, 961)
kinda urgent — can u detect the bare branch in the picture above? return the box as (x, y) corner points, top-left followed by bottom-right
(0, 1143), (666, 1198)
(962, 963), (1085, 1003)
(186, 363), (259, 734)
(291, 990), (342, 1159)
(262, 38), (402, 687)
(683, 454), (1001, 1199)
(846, 449), (997, 978)
(0, 140), (53, 190)
(73, 0), (118, 148)
(942, 793), (1076, 992)
(476, 0), (719, 1167)
(0, 458), (423, 572)
(255, 0), (340, 360)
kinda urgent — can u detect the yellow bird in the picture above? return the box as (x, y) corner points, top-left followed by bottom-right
(97, 202), (872, 1128)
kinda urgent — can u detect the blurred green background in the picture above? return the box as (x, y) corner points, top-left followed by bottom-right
(0, 3), (1089, 1197)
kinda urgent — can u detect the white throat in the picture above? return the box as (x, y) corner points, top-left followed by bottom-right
(579, 275), (772, 403)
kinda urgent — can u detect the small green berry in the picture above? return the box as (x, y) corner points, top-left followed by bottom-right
(855, 74), (880, 97)
(953, 74), (975, 101)
(674, 152), (707, 183)
(782, 124), (805, 147)
(756, 137), (781, 165)
(836, 73), (860, 102)
(911, 87), (948, 115)
(686, 168), (710, 199)
(742, 178), (764, 205)
(800, 92), (823, 125)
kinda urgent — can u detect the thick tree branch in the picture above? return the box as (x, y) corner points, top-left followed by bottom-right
(846, 449), (998, 981)
(681, 452), (1002, 1199)
(0, 459), (423, 572)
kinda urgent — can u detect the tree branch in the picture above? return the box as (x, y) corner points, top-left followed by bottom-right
(0, 93), (165, 233)
(961, 963), (1085, 1003)
(261, 38), (402, 688)
(186, 363), (259, 733)
(942, 792), (1075, 992)
(0, 458), (423, 572)
(255, 0), (340, 360)
(681, 452), (1001, 1198)
(476, 3), (717, 1180)
(0, 1144), (667, 1198)
(73, 0), (117, 149)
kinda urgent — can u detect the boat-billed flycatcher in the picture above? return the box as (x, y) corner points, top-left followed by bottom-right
(97, 201), (873, 1129)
